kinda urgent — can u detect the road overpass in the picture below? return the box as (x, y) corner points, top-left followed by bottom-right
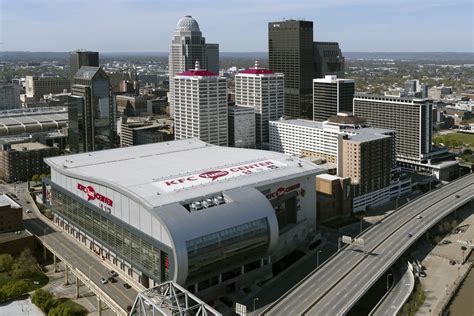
(261, 173), (474, 315)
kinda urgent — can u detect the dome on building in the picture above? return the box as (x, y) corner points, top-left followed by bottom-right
(176, 15), (200, 32)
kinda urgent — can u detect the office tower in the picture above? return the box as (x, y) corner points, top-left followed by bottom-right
(404, 79), (420, 94)
(228, 104), (256, 148)
(0, 83), (20, 110)
(269, 20), (314, 119)
(353, 94), (432, 163)
(421, 84), (429, 98)
(25, 76), (70, 101)
(235, 61), (284, 149)
(313, 75), (355, 121)
(313, 42), (345, 79)
(169, 16), (219, 117)
(173, 61), (227, 146)
(69, 51), (99, 82)
(69, 66), (116, 152)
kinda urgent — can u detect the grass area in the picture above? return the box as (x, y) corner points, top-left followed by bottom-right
(400, 281), (426, 316)
(54, 298), (88, 315)
(32, 289), (88, 316)
(433, 132), (474, 148)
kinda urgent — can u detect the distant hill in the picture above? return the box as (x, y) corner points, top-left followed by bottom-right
(0, 51), (472, 62)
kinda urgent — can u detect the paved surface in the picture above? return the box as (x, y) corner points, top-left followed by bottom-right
(261, 174), (474, 316)
(0, 181), (137, 314)
(371, 263), (414, 316)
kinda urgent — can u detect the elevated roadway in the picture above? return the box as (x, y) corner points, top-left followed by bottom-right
(261, 174), (474, 315)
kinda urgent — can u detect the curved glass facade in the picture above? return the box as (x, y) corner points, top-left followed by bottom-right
(51, 187), (169, 282)
(186, 218), (269, 278)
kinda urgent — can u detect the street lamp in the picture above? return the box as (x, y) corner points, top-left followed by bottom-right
(386, 273), (392, 291)
(253, 297), (259, 311)
(317, 250), (322, 268)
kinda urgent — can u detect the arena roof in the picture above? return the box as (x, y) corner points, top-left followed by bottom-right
(45, 139), (322, 209)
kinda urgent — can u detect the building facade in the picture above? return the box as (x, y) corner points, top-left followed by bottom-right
(353, 94), (432, 163)
(69, 51), (99, 82)
(228, 105), (256, 148)
(0, 83), (21, 110)
(313, 75), (355, 121)
(313, 42), (345, 79)
(173, 62), (228, 146)
(25, 76), (70, 101)
(0, 142), (60, 182)
(169, 16), (219, 117)
(0, 194), (22, 233)
(268, 20), (314, 119)
(69, 67), (116, 152)
(235, 62), (284, 148)
(44, 139), (323, 299)
(120, 119), (173, 147)
(116, 95), (148, 117)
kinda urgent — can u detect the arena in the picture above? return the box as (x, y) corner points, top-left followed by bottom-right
(44, 139), (324, 299)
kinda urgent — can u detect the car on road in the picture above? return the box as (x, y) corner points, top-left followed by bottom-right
(108, 277), (117, 283)
(455, 195), (460, 198)
(417, 215), (423, 219)
(26, 209), (32, 214)
(26, 200), (30, 204)
(108, 270), (118, 277)
(123, 283), (131, 289)
(99, 277), (108, 284)
(449, 260), (456, 265)
(442, 240), (451, 245)
(408, 233), (413, 237)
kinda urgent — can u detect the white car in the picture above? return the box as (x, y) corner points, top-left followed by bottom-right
(26, 209), (32, 214)
(100, 277), (108, 284)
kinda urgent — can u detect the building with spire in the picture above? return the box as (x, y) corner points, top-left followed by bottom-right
(169, 16), (219, 117)
(173, 61), (227, 146)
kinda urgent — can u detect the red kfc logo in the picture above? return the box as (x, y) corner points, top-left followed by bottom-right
(199, 170), (229, 181)
(77, 183), (113, 207)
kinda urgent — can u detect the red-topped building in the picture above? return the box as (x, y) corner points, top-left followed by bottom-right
(173, 61), (228, 146)
(235, 61), (284, 149)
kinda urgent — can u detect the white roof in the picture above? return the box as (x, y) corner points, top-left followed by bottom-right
(46, 139), (322, 209)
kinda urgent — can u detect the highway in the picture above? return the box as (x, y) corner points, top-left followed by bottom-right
(261, 174), (474, 315)
(1, 182), (138, 313)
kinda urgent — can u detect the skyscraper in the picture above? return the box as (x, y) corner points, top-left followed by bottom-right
(173, 61), (227, 146)
(313, 42), (345, 79)
(0, 83), (20, 110)
(169, 16), (219, 117)
(313, 75), (355, 121)
(69, 51), (99, 82)
(228, 104), (256, 148)
(353, 94), (432, 163)
(235, 61), (284, 149)
(268, 20), (314, 119)
(69, 66), (116, 152)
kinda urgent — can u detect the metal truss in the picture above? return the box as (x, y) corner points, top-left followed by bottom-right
(130, 281), (222, 316)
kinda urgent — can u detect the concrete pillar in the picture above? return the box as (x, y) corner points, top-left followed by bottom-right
(53, 254), (57, 273)
(64, 265), (69, 285)
(75, 278), (80, 298)
(218, 274), (222, 284)
(260, 258), (264, 267)
(97, 297), (102, 316)
(241, 266), (245, 275)
(194, 283), (199, 293)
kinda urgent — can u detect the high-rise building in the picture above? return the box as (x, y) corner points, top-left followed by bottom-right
(313, 42), (345, 79)
(269, 20), (314, 119)
(235, 61), (284, 149)
(69, 66), (116, 152)
(353, 94), (432, 163)
(169, 16), (219, 117)
(173, 61), (227, 146)
(313, 75), (355, 121)
(0, 83), (20, 110)
(25, 76), (70, 101)
(404, 79), (420, 94)
(228, 104), (255, 148)
(69, 51), (99, 82)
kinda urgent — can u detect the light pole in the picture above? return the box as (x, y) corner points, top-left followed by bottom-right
(253, 297), (259, 311)
(317, 250), (322, 268)
(386, 273), (392, 291)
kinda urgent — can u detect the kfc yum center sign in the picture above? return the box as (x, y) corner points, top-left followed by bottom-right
(154, 159), (287, 192)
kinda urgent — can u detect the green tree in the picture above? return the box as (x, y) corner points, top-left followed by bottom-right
(11, 249), (37, 279)
(32, 289), (55, 313)
(31, 174), (40, 182)
(0, 254), (14, 272)
(0, 280), (29, 300)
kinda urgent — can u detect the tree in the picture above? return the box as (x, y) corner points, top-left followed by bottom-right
(11, 249), (37, 279)
(0, 254), (14, 272)
(0, 280), (29, 300)
(32, 289), (55, 313)
(31, 174), (40, 182)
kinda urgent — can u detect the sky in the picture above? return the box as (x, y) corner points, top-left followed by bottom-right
(0, 0), (473, 53)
